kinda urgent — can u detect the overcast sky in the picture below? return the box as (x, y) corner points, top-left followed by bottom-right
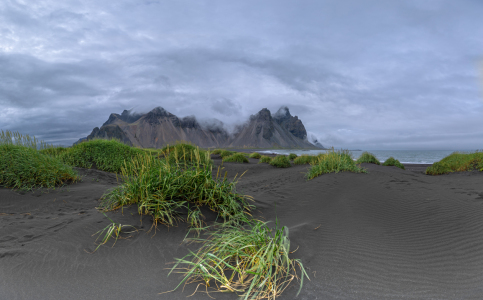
(1, 0), (482, 150)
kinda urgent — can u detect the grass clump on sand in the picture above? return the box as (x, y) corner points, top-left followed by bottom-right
(91, 213), (138, 253)
(223, 153), (249, 163)
(170, 219), (309, 299)
(211, 149), (223, 155)
(220, 150), (236, 158)
(258, 155), (272, 164)
(293, 155), (317, 165)
(249, 152), (261, 159)
(0, 130), (79, 190)
(270, 155), (291, 168)
(100, 153), (253, 230)
(160, 142), (212, 167)
(382, 157), (405, 170)
(307, 150), (366, 179)
(355, 151), (380, 165)
(59, 139), (144, 173)
(425, 151), (483, 175)
(288, 153), (297, 160)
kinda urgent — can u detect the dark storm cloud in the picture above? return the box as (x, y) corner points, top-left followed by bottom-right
(1, 0), (482, 149)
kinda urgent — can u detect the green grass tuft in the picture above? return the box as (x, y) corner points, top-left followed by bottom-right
(356, 151), (381, 165)
(258, 155), (272, 164)
(219, 150), (236, 158)
(223, 153), (249, 163)
(307, 150), (366, 179)
(269, 155), (292, 168)
(425, 151), (483, 175)
(293, 155), (317, 165)
(160, 142), (212, 167)
(288, 153), (297, 160)
(39, 146), (69, 157)
(100, 154), (254, 229)
(59, 139), (144, 173)
(0, 130), (79, 190)
(211, 149), (223, 155)
(91, 213), (138, 253)
(170, 219), (309, 299)
(249, 152), (261, 159)
(382, 157), (405, 169)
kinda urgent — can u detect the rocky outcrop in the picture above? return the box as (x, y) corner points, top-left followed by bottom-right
(273, 106), (307, 140)
(226, 108), (316, 148)
(86, 125), (133, 146)
(77, 106), (319, 149)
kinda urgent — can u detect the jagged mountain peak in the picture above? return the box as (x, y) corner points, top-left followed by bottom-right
(251, 108), (272, 121)
(273, 106), (291, 120)
(147, 106), (172, 117)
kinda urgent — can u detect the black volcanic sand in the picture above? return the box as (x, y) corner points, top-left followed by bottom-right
(1, 160), (483, 299)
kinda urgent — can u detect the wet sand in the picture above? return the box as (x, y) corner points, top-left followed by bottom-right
(1, 159), (483, 299)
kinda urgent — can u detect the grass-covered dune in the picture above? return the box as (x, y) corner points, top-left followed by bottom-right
(0, 130), (79, 190)
(307, 150), (366, 179)
(425, 151), (483, 175)
(222, 152), (249, 163)
(383, 157), (405, 170)
(356, 151), (381, 165)
(59, 139), (145, 173)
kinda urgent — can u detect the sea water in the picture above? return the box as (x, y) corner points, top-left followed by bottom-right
(258, 149), (477, 164)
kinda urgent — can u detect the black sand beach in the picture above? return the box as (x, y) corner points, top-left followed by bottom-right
(1, 158), (483, 299)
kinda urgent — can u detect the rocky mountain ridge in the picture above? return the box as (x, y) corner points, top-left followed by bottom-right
(79, 106), (325, 149)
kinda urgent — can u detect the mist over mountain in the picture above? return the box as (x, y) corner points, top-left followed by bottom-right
(79, 106), (324, 149)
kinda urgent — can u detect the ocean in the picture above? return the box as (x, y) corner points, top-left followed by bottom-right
(258, 149), (477, 164)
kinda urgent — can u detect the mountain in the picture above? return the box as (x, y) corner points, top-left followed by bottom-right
(227, 108), (316, 148)
(78, 106), (323, 149)
(85, 107), (228, 148)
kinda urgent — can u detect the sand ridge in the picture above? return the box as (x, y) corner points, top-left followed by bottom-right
(1, 160), (483, 299)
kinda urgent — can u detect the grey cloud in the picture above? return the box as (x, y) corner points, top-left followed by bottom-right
(0, 0), (482, 148)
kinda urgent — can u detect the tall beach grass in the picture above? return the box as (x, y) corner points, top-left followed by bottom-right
(59, 139), (144, 173)
(0, 130), (79, 190)
(307, 150), (366, 179)
(425, 151), (483, 175)
(170, 219), (309, 299)
(382, 157), (405, 170)
(355, 151), (380, 165)
(100, 152), (254, 229)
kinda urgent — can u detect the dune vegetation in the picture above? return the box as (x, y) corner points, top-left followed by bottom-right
(270, 155), (292, 168)
(171, 219), (309, 299)
(100, 151), (253, 228)
(223, 152), (249, 163)
(160, 142), (212, 166)
(293, 154), (317, 165)
(356, 151), (381, 165)
(59, 139), (145, 173)
(425, 151), (483, 175)
(258, 155), (273, 164)
(307, 150), (366, 179)
(382, 157), (405, 170)
(1, 131), (308, 297)
(211, 149), (223, 155)
(220, 149), (236, 158)
(0, 130), (79, 190)
(249, 152), (261, 159)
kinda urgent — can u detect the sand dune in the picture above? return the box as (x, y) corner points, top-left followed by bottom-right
(1, 159), (483, 299)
